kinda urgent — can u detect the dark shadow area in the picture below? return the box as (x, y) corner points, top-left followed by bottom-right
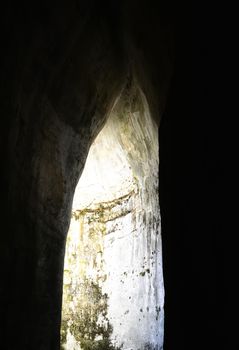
(0, 1), (224, 350)
(159, 4), (224, 348)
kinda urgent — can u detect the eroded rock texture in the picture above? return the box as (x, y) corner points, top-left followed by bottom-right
(61, 89), (164, 350)
(0, 2), (197, 350)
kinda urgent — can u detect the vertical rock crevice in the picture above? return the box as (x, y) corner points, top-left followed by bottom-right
(61, 86), (164, 350)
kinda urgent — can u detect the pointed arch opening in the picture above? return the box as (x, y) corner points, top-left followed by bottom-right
(61, 86), (164, 350)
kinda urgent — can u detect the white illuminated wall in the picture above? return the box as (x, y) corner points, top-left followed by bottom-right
(61, 90), (164, 350)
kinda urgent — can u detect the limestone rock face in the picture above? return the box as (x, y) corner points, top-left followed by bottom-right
(61, 90), (164, 350)
(0, 2), (174, 349)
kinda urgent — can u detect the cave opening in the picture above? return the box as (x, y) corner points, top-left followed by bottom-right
(61, 88), (164, 350)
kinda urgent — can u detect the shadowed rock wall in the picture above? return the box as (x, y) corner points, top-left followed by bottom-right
(0, 2), (205, 350)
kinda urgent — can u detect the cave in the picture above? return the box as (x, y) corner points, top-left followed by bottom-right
(0, 1), (223, 350)
(61, 87), (164, 350)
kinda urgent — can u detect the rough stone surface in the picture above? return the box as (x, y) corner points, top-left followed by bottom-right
(0, 2), (197, 350)
(61, 90), (164, 350)
(1, 3), (222, 350)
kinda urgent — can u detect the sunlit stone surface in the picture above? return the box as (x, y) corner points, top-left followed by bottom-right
(61, 90), (164, 350)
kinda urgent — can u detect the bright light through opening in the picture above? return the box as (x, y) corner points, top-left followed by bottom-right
(61, 89), (164, 350)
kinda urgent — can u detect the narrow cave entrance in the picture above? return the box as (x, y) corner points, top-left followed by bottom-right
(61, 88), (164, 350)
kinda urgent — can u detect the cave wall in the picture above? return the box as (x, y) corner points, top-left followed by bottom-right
(1, 3), (128, 349)
(0, 2), (173, 349)
(0, 2), (223, 350)
(61, 90), (164, 350)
